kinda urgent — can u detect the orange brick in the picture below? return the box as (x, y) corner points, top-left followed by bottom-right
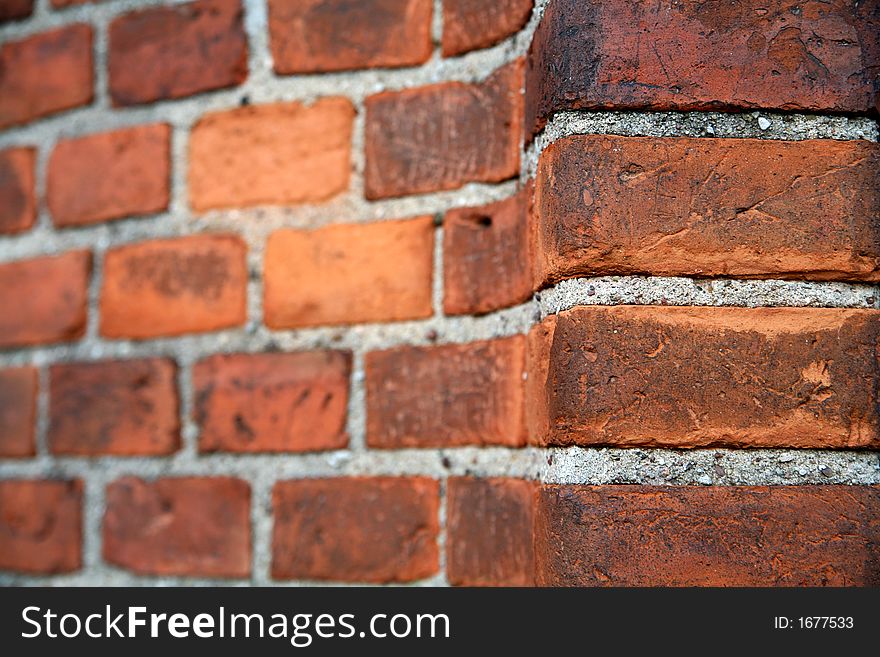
(0, 147), (36, 235)
(0, 367), (37, 458)
(442, 0), (534, 56)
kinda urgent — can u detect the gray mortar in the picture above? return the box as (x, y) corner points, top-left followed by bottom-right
(1, 0), (879, 586)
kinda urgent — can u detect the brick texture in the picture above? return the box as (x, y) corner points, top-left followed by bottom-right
(443, 0), (533, 56)
(0, 147), (36, 235)
(103, 477), (251, 578)
(49, 359), (179, 456)
(264, 217), (434, 328)
(269, 0), (432, 74)
(447, 477), (536, 586)
(195, 351), (351, 453)
(528, 306), (880, 449)
(366, 336), (526, 448)
(0, 480), (82, 574)
(0, 0), (33, 22)
(100, 234), (247, 339)
(0, 251), (91, 349)
(272, 477), (439, 582)
(536, 485), (880, 586)
(534, 135), (880, 285)
(526, 0), (880, 138)
(48, 124), (171, 228)
(189, 98), (354, 211)
(109, 0), (248, 106)
(0, 24), (93, 129)
(365, 59), (523, 198)
(0, 367), (37, 458)
(443, 187), (532, 315)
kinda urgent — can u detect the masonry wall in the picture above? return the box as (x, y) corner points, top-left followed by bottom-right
(0, 0), (878, 586)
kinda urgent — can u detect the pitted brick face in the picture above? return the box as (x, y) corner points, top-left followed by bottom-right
(0, 147), (36, 235)
(0, 367), (37, 458)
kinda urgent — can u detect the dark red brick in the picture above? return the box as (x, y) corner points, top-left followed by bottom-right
(442, 0), (533, 57)
(1, 0), (33, 22)
(0, 367), (37, 458)
(0, 147), (36, 235)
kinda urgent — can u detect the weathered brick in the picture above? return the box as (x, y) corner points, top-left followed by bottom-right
(49, 359), (179, 456)
(447, 477), (535, 586)
(534, 136), (880, 285)
(528, 306), (880, 449)
(0, 250), (91, 348)
(443, 187), (532, 315)
(272, 477), (439, 582)
(0, 25), (93, 129)
(103, 477), (251, 578)
(265, 217), (434, 328)
(1, 0), (33, 22)
(442, 0), (533, 57)
(100, 234), (247, 339)
(189, 98), (354, 211)
(0, 480), (82, 574)
(195, 351), (351, 453)
(526, 0), (880, 138)
(366, 336), (526, 448)
(536, 485), (880, 586)
(269, 0), (432, 74)
(109, 0), (247, 106)
(48, 124), (171, 228)
(365, 59), (523, 199)
(0, 367), (37, 458)
(0, 147), (36, 235)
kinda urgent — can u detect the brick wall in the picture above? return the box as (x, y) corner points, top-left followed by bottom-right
(0, 0), (878, 586)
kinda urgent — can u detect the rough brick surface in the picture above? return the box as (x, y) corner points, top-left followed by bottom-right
(109, 0), (248, 106)
(366, 336), (526, 448)
(103, 477), (251, 578)
(444, 187), (532, 315)
(272, 477), (439, 582)
(265, 217), (434, 328)
(534, 136), (880, 285)
(526, 0), (880, 138)
(0, 480), (82, 574)
(195, 351), (351, 453)
(447, 478), (536, 586)
(49, 359), (179, 456)
(0, 147), (36, 235)
(189, 98), (354, 211)
(0, 0), (33, 22)
(0, 251), (91, 349)
(48, 124), (171, 227)
(443, 0), (533, 56)
(0, 367), (37, 458)
(269, 0), (432, 74)
(528, 306), (880, 449)
(536, 485), (880, 586)
(365, 60), (523, 198)
(100, 234), (247, 339)
(0, 25), (93, 129)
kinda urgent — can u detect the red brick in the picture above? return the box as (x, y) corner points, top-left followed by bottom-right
(272, 477), (439, 582)
(526, 0), (880, 138)
(534, 136), (880, 285)
(1, 0), (33, 22)
(269, 0), (432, 74)
(265, 217), (434, 328)
(108, 0), (247, 106)
(536, 485), (880, 586)
(444, 187), (532, 315)
(528, 306), (880, 449)
(48, 124), (171, 228)
(0, 250), (91, 348)
(0, 25), (93, 129)
(0, 367), (37, 458)
(49, 359), (179, 456)
(100, 234), (247, 339)
(0, 147), (36, 235)
(366, 336), (526, 448)
(103, 477), (251, 578)
(442, 0), (533, 56)
(365, 59), (523, 199)
(0, 480), (82, 574)
(51, 0), (96, 8)
(195, 351), (351, 453)
(189, 98), (354, 211)
(447, 477), (535, 586)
